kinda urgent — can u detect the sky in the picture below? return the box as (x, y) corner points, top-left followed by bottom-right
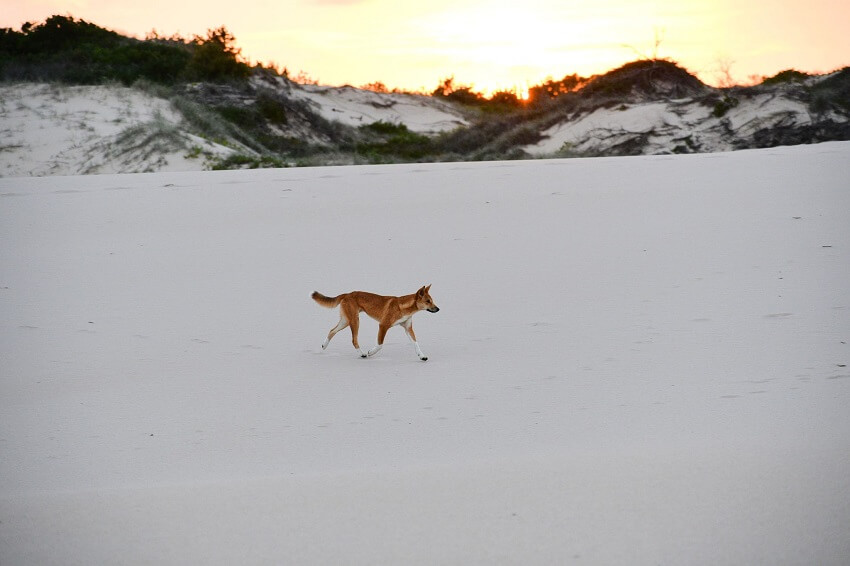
(3, 0), (849, 94)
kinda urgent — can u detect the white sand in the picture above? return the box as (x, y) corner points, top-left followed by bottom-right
(2, 141), (849, 564)
(286, 82), (467, 134)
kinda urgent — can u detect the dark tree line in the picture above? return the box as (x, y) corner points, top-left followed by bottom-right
(0, 15), (251, 84)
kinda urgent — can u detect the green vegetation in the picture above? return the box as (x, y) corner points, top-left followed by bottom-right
(527, 74), (587, 105)
(712, 96), (739, 118)
(183, 27), (250, 82)
(211, 153), (287, 170)
(761, 69), (810, 86)
(0, 15), (250, 85)
(354, 121), (434, 162)
(432, 76), (523, 114)
(755, 67), (850, 115)
(809, 68), (850, 113)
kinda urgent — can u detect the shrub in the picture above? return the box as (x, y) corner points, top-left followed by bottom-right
(0, 16), (191, 84)
(808, 67), (850, 113)
(527, 74), (587, 105)
(256, 92), (288, 124)
(362, 120), (408, 135)
(579, 59), (706, 100)
(713, 96), (739, 117)
(211, 153), (287, 170)
(432, 76), (486, 106)
(356, 121), (434, 161)
(0, 16), (251, 85)
(761, 69), (810, 86)
(184, 27), (251, 82)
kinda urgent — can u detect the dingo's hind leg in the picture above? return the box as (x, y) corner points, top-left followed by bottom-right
(342, 303), (367, 358)
(367, 324), (390, 358)
(323, 316), (349, 350)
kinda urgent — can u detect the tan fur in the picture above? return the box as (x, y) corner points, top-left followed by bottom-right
(312, 285), (439, 360)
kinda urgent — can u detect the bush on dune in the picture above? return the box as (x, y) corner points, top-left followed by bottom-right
(0, 16), (250, 85)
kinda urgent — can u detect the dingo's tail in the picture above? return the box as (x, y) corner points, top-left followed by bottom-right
(312, 291), (342, 308)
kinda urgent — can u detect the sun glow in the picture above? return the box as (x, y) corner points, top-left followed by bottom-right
(407, 4), (619, 94)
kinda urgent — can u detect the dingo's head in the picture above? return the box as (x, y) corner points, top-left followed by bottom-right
(416, 285), (439, 313)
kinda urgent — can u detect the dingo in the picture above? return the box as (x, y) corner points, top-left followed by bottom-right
(312, 285), (439, 360)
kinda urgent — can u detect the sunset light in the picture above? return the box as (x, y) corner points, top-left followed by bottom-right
(2, 0), (849, 93)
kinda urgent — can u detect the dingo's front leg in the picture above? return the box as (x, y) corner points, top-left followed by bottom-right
(403, 320), (428, 361)
(412, 341), (427, 361)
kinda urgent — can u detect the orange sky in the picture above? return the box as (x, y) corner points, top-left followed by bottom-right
(3, 0), (849, 94)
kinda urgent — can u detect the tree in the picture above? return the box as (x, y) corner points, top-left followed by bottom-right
(527, 74), (586, 104)
(185, 26), (250, 82)
(432, 76), (484, 105)
(361, 81), (389, 93)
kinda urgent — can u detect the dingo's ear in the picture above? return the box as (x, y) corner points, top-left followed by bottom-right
(416, 285), (426, 297)
(425, 284), (431, 293)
